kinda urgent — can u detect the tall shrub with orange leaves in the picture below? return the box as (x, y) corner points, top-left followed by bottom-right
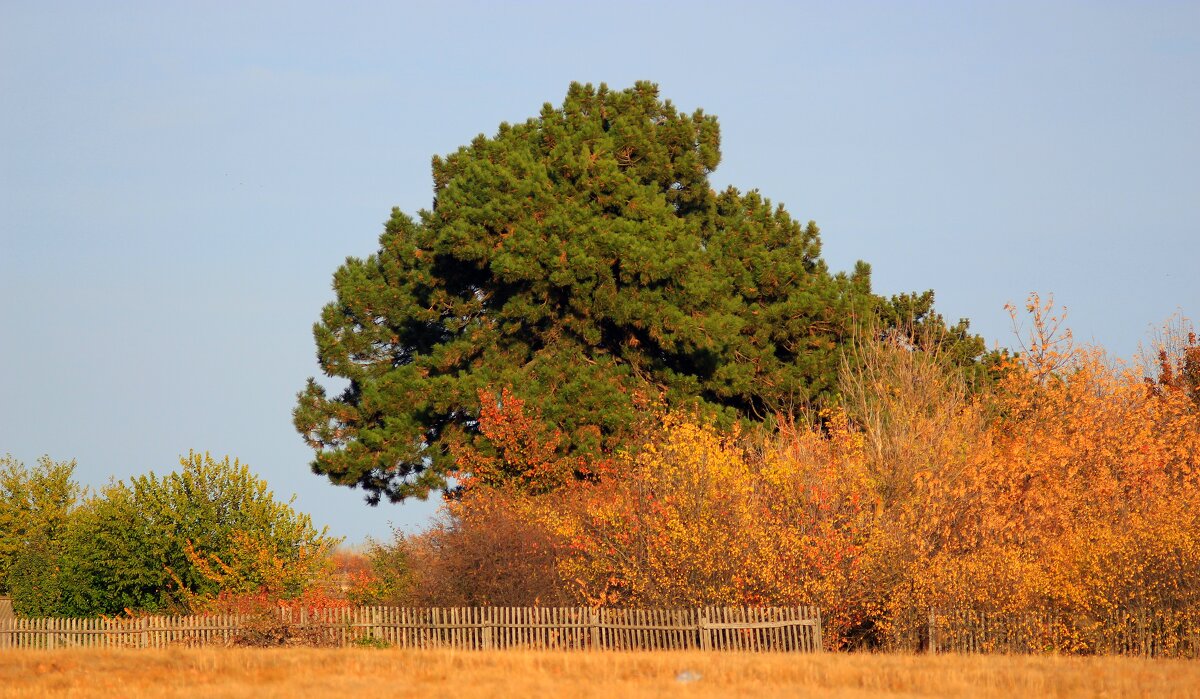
(180, 528), (340, 613)
(396, 486), (575, 607)
(982, 334), (1200, 628)
(548, 410), (874, 646)
(451, 388), (591, 495)
(857, 297), (1200, 651)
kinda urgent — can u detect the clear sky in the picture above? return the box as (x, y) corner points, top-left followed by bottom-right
(2, 1), (1197, 544)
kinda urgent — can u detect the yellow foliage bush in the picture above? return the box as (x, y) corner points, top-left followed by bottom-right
(537, 410), (872, 646)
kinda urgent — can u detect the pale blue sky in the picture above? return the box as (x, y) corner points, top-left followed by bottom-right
(2, 1), (1197, 543)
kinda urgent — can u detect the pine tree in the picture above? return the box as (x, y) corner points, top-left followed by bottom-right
(295, 82), (978, 504)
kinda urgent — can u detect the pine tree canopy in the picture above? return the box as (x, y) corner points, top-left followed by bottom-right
(294, 81), (983, 504)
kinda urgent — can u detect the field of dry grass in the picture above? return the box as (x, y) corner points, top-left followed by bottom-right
(0, 647), (1196, 699)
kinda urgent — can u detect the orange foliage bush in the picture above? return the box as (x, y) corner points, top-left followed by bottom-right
(397, 488), (575, 607)
(1144, 312), (1200, 408)
(859, 298), (1200, 650)
(451, 387), (619, 494)
(542, 411), (871, 641)
(177, 529), (345, 622)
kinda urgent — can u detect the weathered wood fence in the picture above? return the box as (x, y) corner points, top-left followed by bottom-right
(0, 606), (824, 652)
(922, 608), (1200, 658)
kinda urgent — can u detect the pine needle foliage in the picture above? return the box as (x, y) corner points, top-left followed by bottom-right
(295, 82), (980, 503)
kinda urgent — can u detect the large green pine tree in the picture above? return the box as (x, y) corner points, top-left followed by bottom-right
(295, 82), (980, 504)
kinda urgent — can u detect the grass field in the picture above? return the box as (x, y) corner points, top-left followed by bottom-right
(0, 648), (1196, 698)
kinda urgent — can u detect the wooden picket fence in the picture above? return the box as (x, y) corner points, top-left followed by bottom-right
(922, 608), (1200, 658)
(0, 606), (824, 652)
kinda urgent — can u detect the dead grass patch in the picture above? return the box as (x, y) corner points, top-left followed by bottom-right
(0, 648), (1196, 698)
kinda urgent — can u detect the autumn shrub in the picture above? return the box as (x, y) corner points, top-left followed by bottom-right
(524, 409), (872, 648)
(1141, 311), (1200, 408)
(360, 387), (625, 608)
(183, 530), (336, 603)
(836, 322), (999, 646)
(348, 537), (415, 606)
(551, 414), (767, 607)
(328, 547), (387, 606)
(977, 345), (1200, 640)
(194, 590), (350, 647)
(377, 488), (574, 607)
(853, 299), (1200, 651)
(180, 533), (351, 647)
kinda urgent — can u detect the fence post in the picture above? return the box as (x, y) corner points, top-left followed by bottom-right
(814, 607), (824, 652)
(0, 597), (12, 650)
(482, 607), (493, 650)
(928, 609), (938, 655)
(699, 612), (711, 652)
(589, 608), (601, 651)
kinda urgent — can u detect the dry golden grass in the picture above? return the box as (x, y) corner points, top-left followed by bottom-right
(0, 648), (1196, 699)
